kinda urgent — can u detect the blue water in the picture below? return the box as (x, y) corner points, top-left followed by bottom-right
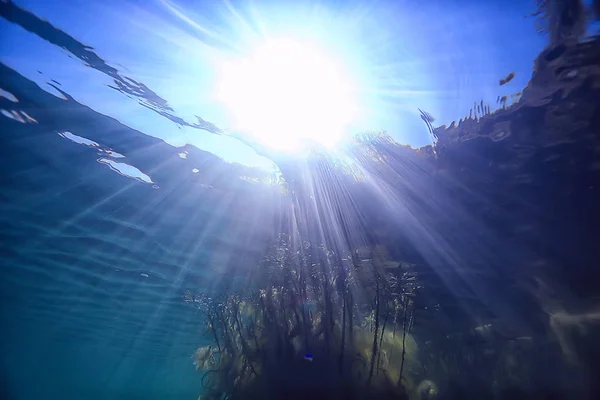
(1, 1), (599, 399)
(0, 63), (279, 397)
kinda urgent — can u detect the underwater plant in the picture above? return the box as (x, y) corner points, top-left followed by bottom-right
(188, 236), (428, 400)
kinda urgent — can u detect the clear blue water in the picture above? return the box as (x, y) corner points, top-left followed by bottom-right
(2, 1), (600, 399)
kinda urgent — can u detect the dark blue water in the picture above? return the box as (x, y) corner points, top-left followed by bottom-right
(2, 1), (600, 399)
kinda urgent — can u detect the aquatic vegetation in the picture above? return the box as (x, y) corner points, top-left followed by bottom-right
(190, 231), (578, 399)
(187, 236), (426, 399)
(531, 0), (590, 44)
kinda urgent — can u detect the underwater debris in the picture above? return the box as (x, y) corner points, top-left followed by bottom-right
(419, 108), (437, 141)
(499, 72), (516, 86)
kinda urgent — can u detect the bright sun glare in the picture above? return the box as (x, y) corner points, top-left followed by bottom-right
(218, 39), (357, 151)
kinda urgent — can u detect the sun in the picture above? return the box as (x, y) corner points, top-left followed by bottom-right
(218, 38), (357, 151)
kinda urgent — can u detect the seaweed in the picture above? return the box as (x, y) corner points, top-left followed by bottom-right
(188, 237), (424, 399)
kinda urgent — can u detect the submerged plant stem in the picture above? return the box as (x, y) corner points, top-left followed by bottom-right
(367, 278), (380, 387)
(339, 294), (347, 375)
(377, 309), (390, 374)
(398, 297), (409, 387)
